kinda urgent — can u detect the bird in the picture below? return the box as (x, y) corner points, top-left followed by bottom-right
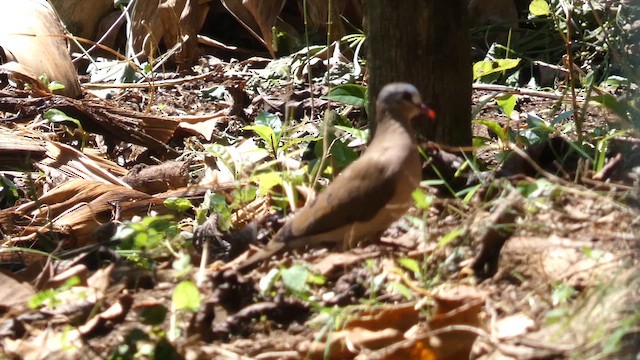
(235, 82), (434, 272)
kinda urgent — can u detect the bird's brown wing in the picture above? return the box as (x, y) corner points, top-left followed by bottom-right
(235, 161), (396, 272)
(289, 160), (396, 238)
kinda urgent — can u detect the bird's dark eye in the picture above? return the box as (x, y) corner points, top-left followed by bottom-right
(401, 91), (413, 102)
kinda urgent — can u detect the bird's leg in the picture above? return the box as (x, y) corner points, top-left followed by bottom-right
(343, 225), (360, 251)
(343, 227), (385, 251)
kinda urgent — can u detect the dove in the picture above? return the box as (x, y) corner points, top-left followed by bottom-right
(236, 82), (434, 272)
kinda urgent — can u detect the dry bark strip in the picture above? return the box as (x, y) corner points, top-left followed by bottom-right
(0, 90), (179, 156)
(0, 179), (237, 252)
(0, 131), (47, 170)
(122, 160), (190, 194)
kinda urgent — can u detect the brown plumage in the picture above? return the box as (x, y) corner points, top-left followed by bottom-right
(236, 82), (432, 272)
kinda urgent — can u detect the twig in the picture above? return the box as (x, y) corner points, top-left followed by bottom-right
(473, 83), (585, 102)
(507, 143), (571, 185)
(82, 70), (217, 89)
(592, 152), (622, 181)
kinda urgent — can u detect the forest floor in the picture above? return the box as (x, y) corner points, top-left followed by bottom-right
(0, 52), (638, 360)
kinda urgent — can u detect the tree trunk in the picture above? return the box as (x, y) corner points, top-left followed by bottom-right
(365, 0), (472, 147)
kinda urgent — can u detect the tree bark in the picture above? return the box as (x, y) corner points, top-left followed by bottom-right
(365, 0), (472, 147)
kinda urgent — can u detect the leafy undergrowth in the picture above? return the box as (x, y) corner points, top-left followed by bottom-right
(0, 1), (639, 360)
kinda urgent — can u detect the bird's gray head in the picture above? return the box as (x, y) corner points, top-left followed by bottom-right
(376, 82), (429, 121)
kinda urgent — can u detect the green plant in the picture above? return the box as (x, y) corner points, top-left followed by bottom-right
(593, 129), (628, 173)
(43, 109), (88, 149)
(244, 112), (286, 159)
(0, 174), (19, 208)
(473, 58), (521, 83)
(169, 280), (201, 341)
(38, 74), (65, 92)
(243, 111), (321, 166)
(28, 276), (81, 309)
(323, 84), (368, 109)
(112, 215), (180, 268)
(258, 263), (325, 300)
(341, 32), (366, 78)
(552, 283), (578, 306)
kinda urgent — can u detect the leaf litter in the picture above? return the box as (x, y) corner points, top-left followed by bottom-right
(0, 14), (638, 360)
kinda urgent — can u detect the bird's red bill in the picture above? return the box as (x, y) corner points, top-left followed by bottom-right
(421, 104), (437, 120)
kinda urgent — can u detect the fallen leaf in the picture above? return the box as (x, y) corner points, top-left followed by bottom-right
(0, 270), (36, 310)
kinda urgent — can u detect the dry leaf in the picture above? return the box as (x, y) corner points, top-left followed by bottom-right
(0, 0), (81, 97)
(0, 270), (36, 310)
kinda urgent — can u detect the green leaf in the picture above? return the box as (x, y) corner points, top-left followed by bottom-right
(530, 0), (550, 16)
(550, 110), (575, 126)
(28, 289), (56, 309)
(172, 254), (193, 277)
(48, 81), (66, 91)
(582, 246), (602, 260)
(525, 113), (550, 130)
(474, 119), (508, 142)
(202, 192), (232, 231)
(551, 284), (577, 306)
(306, 272), (326, 286)
(38, 74), (65, 91)
(334, 125), (369, 144)
(244, 124), (278, 148)
(456, 183), (482, 204)
(164, 197), (193, 212)
(246, 112), (282, 152)
(473, 59), (521, 80)
(603, 75), (631, 88)
(28, 276), (80, 309)
(386, 281), (413, 300)
(172, 280), (201, 312)
(253, 171), (283, 195)
(43, 109), (84, 130)
(603, 327), (628, 354)
(200, 85), (227, 100)
(496, 94), (517, 118)
(545, 308), (570, 325)
(255, 111), (282, 134)
(133, 231), (151, 249)
(280, 136), (323, 152)
(281, 264), (309, 294)
(232, 186), (257, 204)
(411, 188), (432, 210)
(0, 174), (20, 208)
(438, 228), (464, 247)
(518, 178), (553, 198)
(329, 138), (358, 169)
(259, 268), (280, 296)
(206, 143), (238, 178)
(397, 258), (421, 275)
(113, 215), (175, 251)
(324, 84), (368, 107)
(206, 193), (228, 212)
(594, 129), (628, 172)
(334, 113), (354, 127)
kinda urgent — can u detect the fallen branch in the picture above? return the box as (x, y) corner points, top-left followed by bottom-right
(473, 83), (585, 102)
(0, 90), (179, 156)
